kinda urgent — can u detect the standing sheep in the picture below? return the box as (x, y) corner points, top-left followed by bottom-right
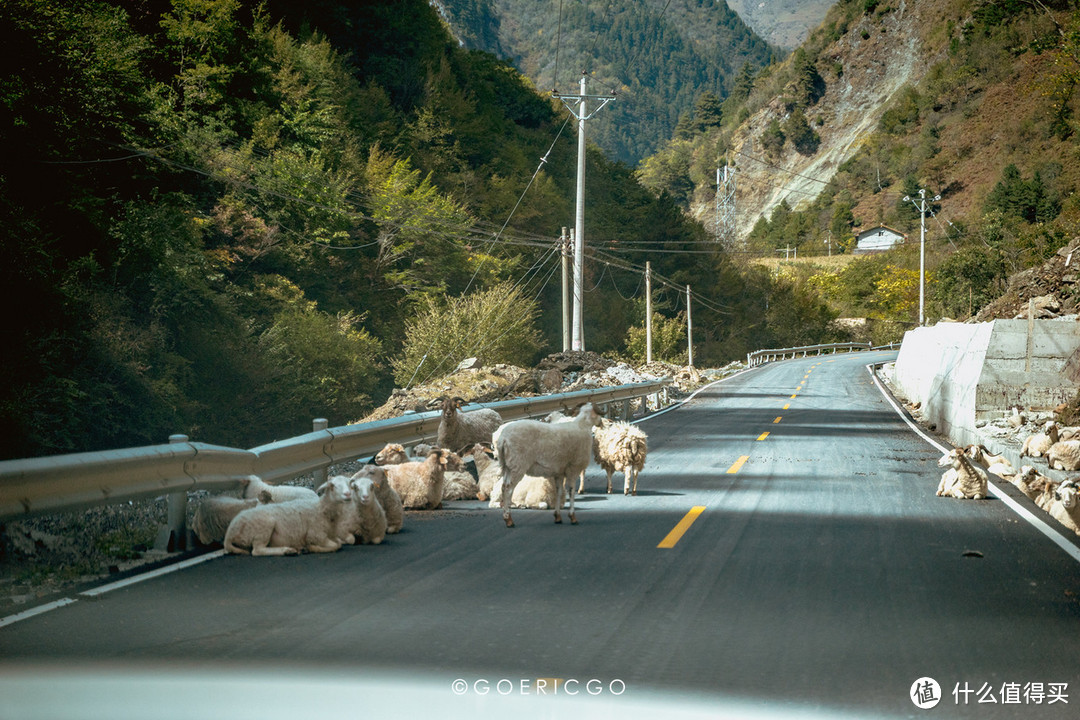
(437, 397), (503, 454)
(352, 465), (403, 534)
(224, 476), (353, 556)
(494, 402), (603, 527)
(581, 419), (648, 495)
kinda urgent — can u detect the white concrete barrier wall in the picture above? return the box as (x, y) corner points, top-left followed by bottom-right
(893, 319), (1080, 447)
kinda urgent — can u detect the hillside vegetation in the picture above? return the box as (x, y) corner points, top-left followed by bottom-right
(0, 0), (844, 460)
(638, 0), (1080, 333)
(437, 0), (780, 164)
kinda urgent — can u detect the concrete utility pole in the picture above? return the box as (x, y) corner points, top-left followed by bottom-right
(645, 261), (653, 364)
(561, 227), (571, 352)
(553, 72), (615, 352)
(686, 285), (694, 368)
(903, 188), (940, 326)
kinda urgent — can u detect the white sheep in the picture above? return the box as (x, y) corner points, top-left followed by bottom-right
(1020, 420), (1059, 458)
(1012, 465), (1043, 501)
(191, 495), (260, 546)
(337, 475), (388, 545)
(224, 476), (353, 556)
(471, 443), (500, 502)
(240, 475), (317, 504)
(488, 473), (558, 509)
(384, 448), (455, 509)
(964, 444), (1014, 478)
(375, 442), (477, 501)
(437, 397), (503, 454)
(351, 465), (403, 534)
(936, 447), (988, 500)
(374, 443), (409, 466)
(581, 418), (648, 495)
(1047, 439), (1080, 471)
(1047, 479), (1080, 535)
(494, 402), (603, 527)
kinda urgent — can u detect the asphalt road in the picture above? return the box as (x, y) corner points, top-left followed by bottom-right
(2, 350), (1079, 719)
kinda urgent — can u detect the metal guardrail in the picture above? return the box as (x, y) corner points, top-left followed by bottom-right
(746, 342), (874, 367)
(0, 379), (672, 527)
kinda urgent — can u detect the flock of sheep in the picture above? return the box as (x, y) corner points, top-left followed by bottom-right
(936, 419), (1080, 537)
(191, 397), (649, 555)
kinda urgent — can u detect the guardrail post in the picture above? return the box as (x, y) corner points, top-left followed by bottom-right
(621, 398), (631, 421)
(313, 418), (329, 488)
(156, 434), (191, 553)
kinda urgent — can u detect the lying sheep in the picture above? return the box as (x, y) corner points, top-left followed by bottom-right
(191, 495), (260, 546)
(1047, 439), (1080, 471)
(494, 402), (604, 527)
(240, 475), (317, 504)
(581, 419), (648, 495)
(375, 442), (477, 501)
(352, 465), (403, 534)
(1012, 465), (1046, 501)
(384, 448), (455, 509)
(224, 476), (353, 556)
(438, 397), (503, 454)
(337, 475), (387, 545)
(1020, 420), (1059, 458)
(374, 443), (409, 466)
(936, 447), (988, 500)
(488, 474), (559, 509)
(964, 444), (1014, 477)
(1047, 479), (1080, 535)
(471, 444), (500, 502)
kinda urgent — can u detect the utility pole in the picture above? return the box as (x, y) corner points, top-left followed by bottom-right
(553, 72), (615, 352)
(718, 161), (736, 247)
(686, 285), (694, 368)
(903, 188), (940, 326)
(645, 261), (653, 364)
(561, 227), (571, 352)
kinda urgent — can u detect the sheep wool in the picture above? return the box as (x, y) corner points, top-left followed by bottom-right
(240, 475), (317, 504)
(585, 419), (648, 495)
(191, 495), (259, 546)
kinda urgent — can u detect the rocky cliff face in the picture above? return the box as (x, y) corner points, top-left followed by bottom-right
(702, 0), (939, 238)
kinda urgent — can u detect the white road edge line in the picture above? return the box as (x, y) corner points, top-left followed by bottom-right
(867, 362), (1080, 565)
(79, 549), (228, 597)
(0, 550), (228, 628)
(0, 598), (78, 629)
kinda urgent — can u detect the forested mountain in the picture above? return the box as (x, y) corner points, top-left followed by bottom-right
(0, 0), (840, 460)
(637, 0), (1080, 336)
(435, 0), (780, 163)
(725, 0), (838, 49)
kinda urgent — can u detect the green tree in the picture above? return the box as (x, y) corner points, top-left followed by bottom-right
(392, 282), (545, 385)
